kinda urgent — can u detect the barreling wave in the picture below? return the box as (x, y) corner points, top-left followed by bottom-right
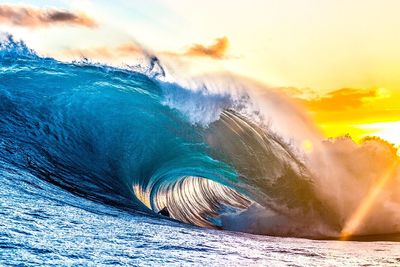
(1, 34), (400, 239)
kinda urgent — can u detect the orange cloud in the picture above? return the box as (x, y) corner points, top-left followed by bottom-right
(304, 88), (377, 111)
(299, 88), (399, 123)
(287, 87), (400, 140)
(0, 4), (96, 28)
(63, 37), (231, 61)
(63, 43), (141, 59)
(185, 37), (229, 59)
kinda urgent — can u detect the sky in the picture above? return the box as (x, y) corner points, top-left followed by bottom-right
(1, 0), (399, 147)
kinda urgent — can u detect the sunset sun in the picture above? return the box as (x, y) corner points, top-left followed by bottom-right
(359, 121), (400, 154)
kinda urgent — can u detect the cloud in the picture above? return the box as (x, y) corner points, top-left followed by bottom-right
(0, 4), (96, 28)
(63, 43), (142, 59)
(63, 37), (230, 61)
(304, 88), (377, 111)
(184, 37), (229, 59)
(284, 87), (399, 140)
(298, 88), (397, 123)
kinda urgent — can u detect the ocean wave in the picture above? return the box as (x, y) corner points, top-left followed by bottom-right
(1, 34), (399, 239)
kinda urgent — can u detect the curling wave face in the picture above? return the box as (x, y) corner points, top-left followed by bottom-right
(1, 35), (400, 239)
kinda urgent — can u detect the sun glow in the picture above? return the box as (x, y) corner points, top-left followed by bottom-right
(340, 161), (398, 240)
(357, 121), (400, 156)
(340, 122), (400, 240)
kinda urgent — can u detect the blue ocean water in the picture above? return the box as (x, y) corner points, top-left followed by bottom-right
(1, 35), (400, 266)
(2, 163), (400, 266)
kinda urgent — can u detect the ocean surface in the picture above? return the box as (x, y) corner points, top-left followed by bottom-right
(1, 35), (400, 266)
(1, 168), (399, 266)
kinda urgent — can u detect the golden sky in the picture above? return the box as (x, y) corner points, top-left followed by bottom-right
(1, 0), (399, 146)
(289, 87), (400, 146)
